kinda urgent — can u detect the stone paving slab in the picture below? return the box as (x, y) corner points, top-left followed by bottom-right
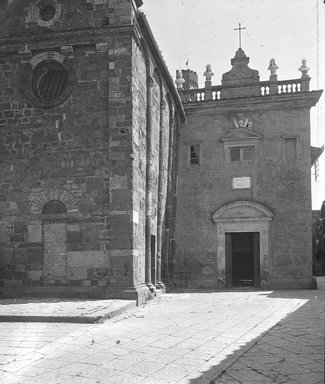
(0, 299), (136, 323)
(0, 286), (324, 383)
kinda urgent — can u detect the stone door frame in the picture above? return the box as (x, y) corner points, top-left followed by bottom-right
(212, 201), (273, 289)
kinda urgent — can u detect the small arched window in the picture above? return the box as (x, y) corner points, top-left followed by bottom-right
(42, 200), (67, 214)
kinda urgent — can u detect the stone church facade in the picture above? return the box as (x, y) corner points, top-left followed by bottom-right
(0, 1), (322, 299)
(175, 49), (322, 289)
(0, 0), (185, 302)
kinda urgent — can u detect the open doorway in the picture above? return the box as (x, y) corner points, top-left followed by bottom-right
(226, 232), (260, 288)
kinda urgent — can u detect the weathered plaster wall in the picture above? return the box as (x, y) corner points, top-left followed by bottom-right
(175, 105), (313, 289)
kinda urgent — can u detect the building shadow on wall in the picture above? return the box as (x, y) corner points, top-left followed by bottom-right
(187, 290), (324, 384)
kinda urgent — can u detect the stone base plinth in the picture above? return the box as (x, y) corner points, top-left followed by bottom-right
(105, 283), (153, 305)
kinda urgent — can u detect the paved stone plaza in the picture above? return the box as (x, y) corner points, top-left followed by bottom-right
(0, 286), (324, 384)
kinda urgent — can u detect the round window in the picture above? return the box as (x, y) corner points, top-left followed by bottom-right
(20, 52), (76, 109)
(32, 61), (69, 102)
(30, 0), (62, 27)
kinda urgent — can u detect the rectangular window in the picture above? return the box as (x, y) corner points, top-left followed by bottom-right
(230, 146), (254, 162)
(189, 145), (200, 165)
(285, 138), (297, 160)
(243, 146), (254, 161)
(230, 147), (241, 161)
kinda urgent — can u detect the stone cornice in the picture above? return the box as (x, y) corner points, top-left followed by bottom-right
(183, 90), (323, 115)
(0, 25), (136, 53)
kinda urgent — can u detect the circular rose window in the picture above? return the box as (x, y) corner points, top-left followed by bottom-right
(29, 0), (62, 27)
(21, 52), (76, 108)
(32, 61), (69, 102)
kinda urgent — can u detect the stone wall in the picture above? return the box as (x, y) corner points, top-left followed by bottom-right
(131, 37), (176, 290)
(176, 102), (314, 289)
(0, 0), (135, 37)
(0, 0), (184, 299)
(0, 38), (112, 290)
(131, 39), (147, 285)
(0, 0), (136, 295)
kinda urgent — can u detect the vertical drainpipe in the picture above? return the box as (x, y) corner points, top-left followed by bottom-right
(145, 72), (155, 292)
(156, 94), (166, 289)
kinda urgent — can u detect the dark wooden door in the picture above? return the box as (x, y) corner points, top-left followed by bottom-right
(226, 232), (260, 288)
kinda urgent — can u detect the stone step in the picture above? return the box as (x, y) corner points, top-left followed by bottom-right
(0, 280), (106, 299)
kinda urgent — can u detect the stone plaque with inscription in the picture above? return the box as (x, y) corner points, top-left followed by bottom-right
(232, 176), (251, 189)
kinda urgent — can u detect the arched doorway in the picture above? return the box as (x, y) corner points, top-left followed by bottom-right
(42, 200), (68, 283)
(212, 201), (273, 288)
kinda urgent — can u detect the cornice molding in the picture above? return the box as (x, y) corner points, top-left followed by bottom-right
(183, 90), (323, 115)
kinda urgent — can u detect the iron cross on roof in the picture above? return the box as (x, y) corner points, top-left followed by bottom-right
(234, 22), (246, 48)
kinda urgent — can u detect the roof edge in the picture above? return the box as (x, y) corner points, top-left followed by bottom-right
(136, 12), (186, 124)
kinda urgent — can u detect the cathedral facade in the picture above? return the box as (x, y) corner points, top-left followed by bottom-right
(0, 0), (184, 303)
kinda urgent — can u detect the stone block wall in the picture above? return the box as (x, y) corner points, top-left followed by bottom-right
(0, 0), (132, 293)
(131, 39), (147, 285)
(0, 34), (112, 289)
(0, 0), (135, 37)
(107, 30), (134, 291)
(131, 37), (177, 289)
(0, 0), (183, 299)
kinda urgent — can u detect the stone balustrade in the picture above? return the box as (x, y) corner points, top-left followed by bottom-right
(178, 77), (310, 103)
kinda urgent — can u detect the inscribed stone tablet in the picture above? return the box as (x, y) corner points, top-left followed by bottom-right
(232, 177), (251, 189)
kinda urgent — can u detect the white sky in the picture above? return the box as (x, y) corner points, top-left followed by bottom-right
(141, 0), (325, 209)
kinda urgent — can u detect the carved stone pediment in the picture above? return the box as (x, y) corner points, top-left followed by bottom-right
(220, 128), (263, 142)
(212, 201), (273, 223)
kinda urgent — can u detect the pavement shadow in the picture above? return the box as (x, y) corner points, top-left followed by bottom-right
(188, 294), (324, 384)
